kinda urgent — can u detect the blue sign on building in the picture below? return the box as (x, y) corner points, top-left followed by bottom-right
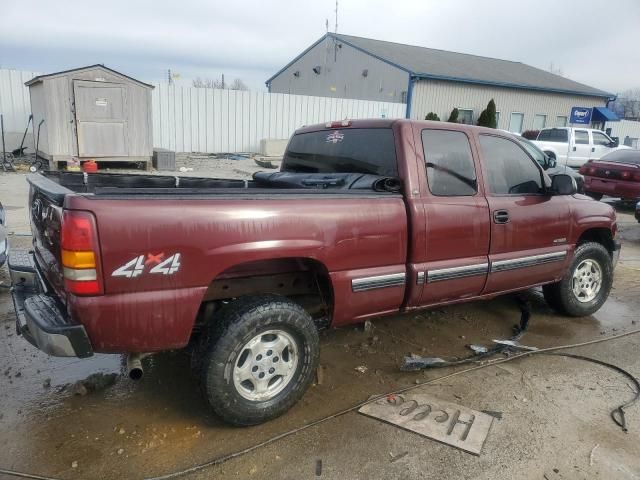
(570, 107), (593, 125)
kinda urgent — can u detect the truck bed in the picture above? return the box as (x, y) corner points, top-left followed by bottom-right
(33, 171), (402, 205)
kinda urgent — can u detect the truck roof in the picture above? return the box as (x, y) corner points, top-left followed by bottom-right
(295, 118), (501, 135)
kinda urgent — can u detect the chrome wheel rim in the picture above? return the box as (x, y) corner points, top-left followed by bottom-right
(232, 329), (299, 401)
(572, 259), (603, 303)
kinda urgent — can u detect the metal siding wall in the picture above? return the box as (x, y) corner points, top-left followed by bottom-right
(0, 69), (404, 154)
(411, 79), (607, 131)
(148, 84), (405, 153)
(268, 37), (409, 103)
(608, 119), (640, 143)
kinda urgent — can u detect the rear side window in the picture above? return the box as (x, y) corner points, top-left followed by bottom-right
(422, 130), (477, 196)
(537, 129), (568, 142)
(601, 149), (640, 164)
(479, 135), (543, 195)
(282, 128), (398, 176)
(575, 130), (589, 144)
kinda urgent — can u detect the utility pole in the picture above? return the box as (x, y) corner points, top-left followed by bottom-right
(221, 74), (225, 90)
(167, 69), (172, 85)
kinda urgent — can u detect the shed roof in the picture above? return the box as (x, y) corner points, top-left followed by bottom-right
(268, 33), (612, 99)
(25, 64), (154, 89)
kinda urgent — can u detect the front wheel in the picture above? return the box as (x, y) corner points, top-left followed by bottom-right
(543, 242), (613, 317)
(200, 295), (319, 426)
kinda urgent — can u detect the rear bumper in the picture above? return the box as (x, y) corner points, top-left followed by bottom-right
(10, 250), (93, 358)
(584, 177), (640, 200)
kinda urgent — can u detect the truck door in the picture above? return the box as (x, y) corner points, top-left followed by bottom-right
(569, 129), (591, 167)
(477, 134), (571, 294)
(591, 130), (615, 159)
(412, 127), (491, 305)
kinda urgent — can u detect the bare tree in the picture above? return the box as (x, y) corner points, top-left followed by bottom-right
(192, 75), (249, 91)
(611, 88), (640, 120)
(229, 78), (249, 91)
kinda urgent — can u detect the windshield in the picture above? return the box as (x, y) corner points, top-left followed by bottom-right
(282, 128), (398, 176)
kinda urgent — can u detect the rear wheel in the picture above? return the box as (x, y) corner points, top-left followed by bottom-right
(200, 295), (319, 426)
(543, 242), (613, 317)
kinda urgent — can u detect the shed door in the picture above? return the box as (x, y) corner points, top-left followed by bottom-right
(73, 80), (128, 157)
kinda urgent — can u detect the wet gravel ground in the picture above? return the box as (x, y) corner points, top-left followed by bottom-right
(0, 171), (639, 479)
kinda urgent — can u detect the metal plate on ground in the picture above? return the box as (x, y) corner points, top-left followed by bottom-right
(359, 393), (493, 455)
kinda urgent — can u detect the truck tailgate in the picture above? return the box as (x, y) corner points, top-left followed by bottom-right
(27, 175), (70, 301)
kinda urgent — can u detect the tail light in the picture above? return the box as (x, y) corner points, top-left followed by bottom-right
(621, 171), (631, 180)
(61, 210), (102, 295)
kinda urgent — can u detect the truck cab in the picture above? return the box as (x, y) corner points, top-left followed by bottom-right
(533, 127), (628, 168)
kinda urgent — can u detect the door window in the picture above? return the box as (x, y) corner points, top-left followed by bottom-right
(592, 131), (612, 146)
(422, 130), (477, 196)
(574, 130), (589, 144)
(533, 114), (547, 130)
(479, 135), (543, 195)
(509, 113), (524, 133)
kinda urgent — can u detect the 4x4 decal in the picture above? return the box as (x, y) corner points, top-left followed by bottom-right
(112, 253), (181, 278)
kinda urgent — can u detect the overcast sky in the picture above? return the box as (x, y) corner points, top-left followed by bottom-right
(1, 0), (638, 94)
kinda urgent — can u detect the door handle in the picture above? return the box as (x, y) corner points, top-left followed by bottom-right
(591, 147), (595, 152)
(572, 146), (577, 151)
(493, 210), (509, 224)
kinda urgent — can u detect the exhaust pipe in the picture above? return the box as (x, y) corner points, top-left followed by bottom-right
(126, 353), (144, 380)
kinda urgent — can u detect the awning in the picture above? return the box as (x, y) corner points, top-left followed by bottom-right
(592, 106), (620, 122)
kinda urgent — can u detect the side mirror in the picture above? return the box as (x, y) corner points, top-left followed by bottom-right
(609, 137), (619, 148)
(550, 174), (577, 195)
(546, 155), (557, 168)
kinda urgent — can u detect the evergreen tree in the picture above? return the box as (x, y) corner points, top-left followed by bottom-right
(447, 108), (459, 123)
(477, 99), (497, 128)
(425, 112), (440, 121)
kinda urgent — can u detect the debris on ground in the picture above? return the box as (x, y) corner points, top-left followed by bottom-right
(590, 444), (599, 466)
(316, 365), (325, 385)
(363, 320), (373, 332)
(359, 393), (494, 455)
(389, 451), (408, 463)
(468, 344), (488, 354)
(65, 372), (119, 396)
(481, 410), (503, 420)
(315, 459), (322, 476)
(354, 365), (368, 374)
(42, 378), (51, 388)
(71, 461), (78, 469)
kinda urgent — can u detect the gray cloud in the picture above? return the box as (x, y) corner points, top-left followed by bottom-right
(1, 0), (638, 93)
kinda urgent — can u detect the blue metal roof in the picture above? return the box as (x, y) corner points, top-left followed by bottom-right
(592, 106), (620, 122)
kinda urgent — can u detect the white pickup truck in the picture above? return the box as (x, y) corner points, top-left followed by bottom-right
(532, 127), (629, 168)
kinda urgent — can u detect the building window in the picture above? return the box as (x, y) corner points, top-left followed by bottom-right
(457, 109), (473, 124)
(422, 129), (477, 196)
(495, 112), (501, 128)
(533, 114), (547, 130)
(509, 112), (525, 133)
(556, 115), (568, 127)
(401, 91), (408, 104)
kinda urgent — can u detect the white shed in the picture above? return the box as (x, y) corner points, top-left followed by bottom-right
(25, 65), (154, 169)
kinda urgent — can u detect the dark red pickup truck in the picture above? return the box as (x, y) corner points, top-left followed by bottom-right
(10, 119), (620, 425)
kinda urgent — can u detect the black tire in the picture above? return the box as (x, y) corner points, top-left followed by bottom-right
(200, 295), (319, 426)
(586, 192), (603, 201)
(542, 242), (613, 317)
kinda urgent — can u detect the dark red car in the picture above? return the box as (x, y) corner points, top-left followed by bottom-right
(10, 119), (620, 425)
(580, 149), (640, 201)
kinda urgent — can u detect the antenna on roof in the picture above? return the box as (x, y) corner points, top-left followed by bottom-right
(334, 0), (338, 33)
(325, 18), (329, 33)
